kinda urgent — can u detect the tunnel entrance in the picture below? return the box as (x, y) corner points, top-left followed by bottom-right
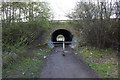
(51, 29), (73, 46)
(47, 29), (77, 48)
(51, 29), (73, 42)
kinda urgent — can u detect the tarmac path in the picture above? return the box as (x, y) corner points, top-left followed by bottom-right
(40, 47), (100, 78)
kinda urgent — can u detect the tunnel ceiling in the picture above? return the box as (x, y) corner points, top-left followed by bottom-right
(51, 29), (73, 42)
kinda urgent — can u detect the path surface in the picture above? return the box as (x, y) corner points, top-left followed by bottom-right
(40, 47), (100, 78)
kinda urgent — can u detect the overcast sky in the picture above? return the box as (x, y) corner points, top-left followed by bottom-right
(46, 0), (79, 20)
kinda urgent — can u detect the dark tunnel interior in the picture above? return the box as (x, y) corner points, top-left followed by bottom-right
(51, 29), (73, 45)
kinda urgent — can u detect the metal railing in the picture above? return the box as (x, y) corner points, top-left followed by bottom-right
(52, 41), (73, 44)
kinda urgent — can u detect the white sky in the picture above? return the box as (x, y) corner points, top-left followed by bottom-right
(46, 0), (78, 20)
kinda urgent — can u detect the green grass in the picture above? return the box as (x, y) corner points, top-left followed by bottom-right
(76, 46), (118, 78)
(2, 48), (52, 78)
(3, 58), (45, 78)
(88, 62), (118, 78)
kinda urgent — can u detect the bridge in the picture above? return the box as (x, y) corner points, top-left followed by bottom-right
(46, 26), (78, 49)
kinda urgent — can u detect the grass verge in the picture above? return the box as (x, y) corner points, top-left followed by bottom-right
(2, 47), (52, 78)
(76, 46), (118, 78)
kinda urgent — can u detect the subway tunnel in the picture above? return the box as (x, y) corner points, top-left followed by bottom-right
(51, 29), (73, 42)
(47, 29), (77, 48)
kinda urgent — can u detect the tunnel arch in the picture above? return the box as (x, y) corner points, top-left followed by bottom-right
(51, 29), (73, 42)
(47, 27), (78, 48)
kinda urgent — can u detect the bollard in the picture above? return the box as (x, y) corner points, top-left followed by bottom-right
(62, 41), (65, 56)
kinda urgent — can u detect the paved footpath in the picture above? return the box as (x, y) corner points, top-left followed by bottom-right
(40, 47), (100, 78)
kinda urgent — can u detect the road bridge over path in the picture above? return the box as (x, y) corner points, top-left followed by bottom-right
(46, 26), (78, 49)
